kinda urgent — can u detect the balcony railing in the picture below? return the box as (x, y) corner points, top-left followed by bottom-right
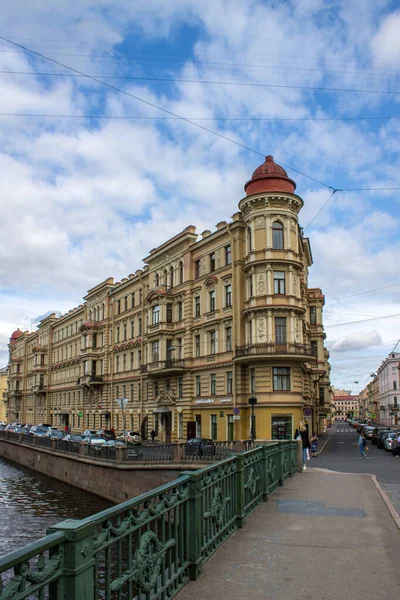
(79, 374), (104, 386)
(32, 384), (47, 393)
(235, 342), (316, 359)
(148, 359), (185, 374)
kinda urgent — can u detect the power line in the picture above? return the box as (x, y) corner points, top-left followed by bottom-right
(325, 313), (400, 327)
(0, 35), (334, 191)
(2, 108), (400, 123)
(1, 68), (400, 95)
(332, 283), (400, 301)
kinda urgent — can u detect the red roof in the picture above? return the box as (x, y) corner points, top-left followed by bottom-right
(10, 329), (24, 342)
(244, 155), (296, 196)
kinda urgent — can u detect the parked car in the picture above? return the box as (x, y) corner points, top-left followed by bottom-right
(14, 426), (30, 435)
(384, 432), (400, 452)
(104, 439), (126, 448)
(362, 426), (375, 439)
(48, 430), (65, 440)
(371, 427), (387, 445)
(82, 429), (98, 438)
(377, 430), (393, 449)
(80, 436), (107, 446)
(356, 423), (368, 433)
(116, 430), (141, 444)
(185, 438), (216, 457)
(30, 426), (50, 437)
(5, 423), (22, 432)
(44, 427), (59, 437)
(63, 434), (84, 443)
(96, 429), (115, 440)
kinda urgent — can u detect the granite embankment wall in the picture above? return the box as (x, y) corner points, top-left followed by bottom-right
(0, 439), (193, 503)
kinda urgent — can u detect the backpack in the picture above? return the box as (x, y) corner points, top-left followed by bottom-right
(362, 438), (367, 447)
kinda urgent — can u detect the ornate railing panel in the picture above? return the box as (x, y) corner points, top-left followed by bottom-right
(243, 447), (265, 517)
(265, 443), (281, 494)
(199, 457), (237, 561)
(0, 531), (65, 600)
(124, 443), (175, 462)
(54, 440), (81, 455)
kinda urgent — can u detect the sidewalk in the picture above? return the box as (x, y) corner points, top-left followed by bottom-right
(176, 469), (400, 600)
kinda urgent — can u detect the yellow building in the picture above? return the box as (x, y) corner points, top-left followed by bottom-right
(0, 366), (8, 423)
(6, 156), (331, 441)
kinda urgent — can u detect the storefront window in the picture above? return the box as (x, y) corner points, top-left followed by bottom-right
(271, 416), (292, 440)
(211, 414), (217, 440)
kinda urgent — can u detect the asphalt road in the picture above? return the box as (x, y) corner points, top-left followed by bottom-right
(309, 420), (400, 515)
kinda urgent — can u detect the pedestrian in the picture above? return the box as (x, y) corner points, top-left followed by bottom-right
(64, 424), (68, 434)
(394, 433), (400, 458)
(150, 429), (157, 443)
(358, 432), (368, 458)
(310, 432), (319, 457)
(299, 421), (311, 471)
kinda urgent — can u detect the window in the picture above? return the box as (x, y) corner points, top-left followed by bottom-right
(210, 374), (217, 395)
(176, 338), (182, 359)
(225, 326), (232, 352)
(272, 221), (284, 250)
(178, 412), (184, 438)
(210, 252), (216, 272)
(117, 300), (121, 314)
(394, 396), (398, 407)
(211, 415), (218, 440)
(275, 318), (287, 345)
(209, 290), (216, 312)
(248, 320), (253, 344)
(250, 368), (255, 393)
(116, 356), (120, 373)
(177, 301), (183, 321)
(310, 306), (316, 325)
(131, 320), (134, 338)
(139, 289), (142, 303)
(194, 296), (201, 317)
(273, 367), (290, 391)
(152, 305), (160, 325)
(124, 296), (128, 311)
(179, 261), (184, 284)
(166, 303), (173, 323)
(123, 323), (127, 341)
(311, 341), (318, 357)
(178, 377), (183, 398)
(247, 226), (252, 251)
(394, 381), (397, 390)
(138, 317), (142, 336)
(195, 260), (201, 279)
(225, 284), (232, 307)
(273, 271), (285, 294)
(123, 354), (127, 371)
(152, 341), (159, 362)
(130, 352), (134, 370)
(195, 376), (201, 396)
(195, 335), (201, 357)
(225, 245), (232, 265)
(271, 416), (292, 440)
(169, 266), (174, 289)
(227, 371), (233, 394)
(116, 327), (120, 343)
(210, 330), (216, 355)
(249, 275), (253, 297)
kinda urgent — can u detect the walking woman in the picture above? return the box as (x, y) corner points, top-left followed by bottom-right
(310, 432), (319, 458)
(358, 432), (368, 458)
(299, 422), (311, 471)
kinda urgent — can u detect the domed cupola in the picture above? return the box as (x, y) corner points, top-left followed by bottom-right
(10, 329), (24, 343)
(244, 155), (296, 196)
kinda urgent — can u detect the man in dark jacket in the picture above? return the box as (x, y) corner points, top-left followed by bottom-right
(299, 422), (311, 471)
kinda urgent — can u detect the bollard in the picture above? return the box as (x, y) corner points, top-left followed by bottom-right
(297, 439), (303, 472)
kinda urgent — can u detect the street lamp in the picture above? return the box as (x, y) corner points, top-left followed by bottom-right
(248, 395), (257, 444)
(116, 398), (128, 435)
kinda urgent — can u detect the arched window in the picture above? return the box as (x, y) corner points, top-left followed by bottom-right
(102, 303), (105, 320)
(164, 269), (168, 286)
(89, 310), (92, 321)
(272, 221), (284, 249)
(247, 226), (252, 252)
(155, 273), (160, 287)
(169, 266), (174, 289)
(179, 261), (184, 284)
(93, 308), (97, 322)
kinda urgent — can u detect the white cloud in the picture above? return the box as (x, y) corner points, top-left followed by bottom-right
(371, 10), (400, 67)
(329, 331), (383, 352)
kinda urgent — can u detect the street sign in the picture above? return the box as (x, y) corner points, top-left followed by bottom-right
(233, 407), (240, 415)
(233, 415), (240, 420)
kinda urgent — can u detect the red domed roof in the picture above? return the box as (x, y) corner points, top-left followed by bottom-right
(10, 329), (24, 342)
(244, 155), (296, 196)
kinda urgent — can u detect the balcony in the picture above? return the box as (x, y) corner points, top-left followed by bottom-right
(9, 390), (22, 397)
(147, 359), (185, 376)
(388, 404), (399, 413)
(32, 364), (46, 372)
(32, 384), (47, 394)
(78, 374), (104, 387)
(80, 346), (103, 357)
(234, 342), (317, 364)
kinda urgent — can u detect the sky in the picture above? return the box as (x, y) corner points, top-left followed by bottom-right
(1, 0), (400, 394)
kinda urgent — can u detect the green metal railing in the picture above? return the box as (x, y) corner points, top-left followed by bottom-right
(0, 442), (299, 600)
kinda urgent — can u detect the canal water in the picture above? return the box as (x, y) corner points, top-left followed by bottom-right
(0, 456), (114, 557)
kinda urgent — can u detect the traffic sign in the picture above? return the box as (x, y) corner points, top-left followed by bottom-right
(233, 407), (240, 416)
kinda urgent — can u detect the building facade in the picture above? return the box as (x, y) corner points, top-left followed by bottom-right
(376, 352), (400, 427)
(6, 156), (331, 441)
(332, 389), (360, 420)
(0, 366), (7, 422)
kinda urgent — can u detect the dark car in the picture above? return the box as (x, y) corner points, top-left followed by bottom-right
(48, 430), (65, 440)
(14, 426), (30, 435)
(63, 434), (84, 443)
(377, 429), (393, 449)
(371, 427), (387, 445)
(185, 438), (216, 457)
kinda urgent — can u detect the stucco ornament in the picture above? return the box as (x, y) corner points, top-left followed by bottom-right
(257, 317), (266, 342)
(295, 320), (300, 342)
(257, 273), (266, 295)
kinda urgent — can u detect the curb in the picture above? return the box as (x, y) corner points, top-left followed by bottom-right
(311, 467), (400, 531)
(317, 428), (334, 456)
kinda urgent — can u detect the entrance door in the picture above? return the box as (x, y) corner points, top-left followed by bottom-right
(187, 421), (196, 440)
(227, 414), (234, 441)
(164, 412), (172, 443)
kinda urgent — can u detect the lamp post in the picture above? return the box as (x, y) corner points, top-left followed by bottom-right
(248, 395), (257, 445)
(116, 398), (128, 436)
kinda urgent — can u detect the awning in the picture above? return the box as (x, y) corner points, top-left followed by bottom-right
(153, 407), (171, 414)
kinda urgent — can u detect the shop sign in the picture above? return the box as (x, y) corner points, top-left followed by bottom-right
(220, 397), (232, 403)
(195, 398), (214, 405)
